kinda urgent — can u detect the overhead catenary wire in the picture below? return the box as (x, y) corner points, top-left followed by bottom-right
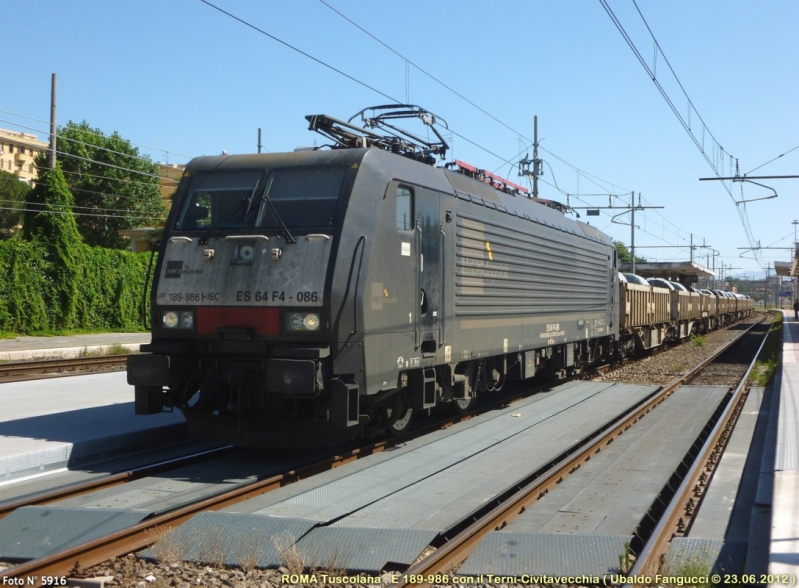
(0, 117), (180, 183)
(0, 196), (150, 212)
(317, 0), (643, 211)
(0, 108), (193, 162)
(60, 168), (179, 189)
(198, 1), (519, 172)
(745, 143), (799, 175)
(3, 3), (721, 260)
(598, 0), (763, 268)
(0, 205), (166, 221)
(52, 150), (170, 182)
(198, 0), (399, 105)
(316, 0), (531, 144)
(312, 0), (712, 255)
(2, 178), (168, 206)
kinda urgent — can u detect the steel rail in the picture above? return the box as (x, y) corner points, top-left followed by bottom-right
(0, 447), (384, 583)
(0, 371), (555, 529)
(0, 355), (128, 382)
(0, 446), (237, 521)
(627, 318), (771, 582)
(396, 317), (764, 588)
(0, 384), (548, 584)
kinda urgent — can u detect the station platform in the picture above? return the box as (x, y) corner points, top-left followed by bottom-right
(0, 333), (189, 486)
(770, 312), (799, 577)
(0, 332), (150, 362)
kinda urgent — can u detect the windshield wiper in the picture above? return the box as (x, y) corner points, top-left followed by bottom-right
(198, 195), (252, 245)
(241, 180), (264, 226)
(260, 188), (296, 244)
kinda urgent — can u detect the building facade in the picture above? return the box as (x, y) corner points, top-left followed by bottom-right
(0, 128), (49, 185)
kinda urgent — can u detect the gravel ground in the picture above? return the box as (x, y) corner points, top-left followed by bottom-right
(593, 313), (767, 386)
(17, 314), (766, 588)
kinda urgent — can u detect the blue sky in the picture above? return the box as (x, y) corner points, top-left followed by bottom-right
(4, 1), (797, 278)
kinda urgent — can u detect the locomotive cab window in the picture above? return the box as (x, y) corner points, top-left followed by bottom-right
(256, 166), (347, 230)
(396, 185), (413, 231)
(176, 171), (262, 230)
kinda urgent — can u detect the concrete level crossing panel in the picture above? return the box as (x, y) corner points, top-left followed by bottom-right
(322, 382), (658, 535)
(459, 385), (729, 576)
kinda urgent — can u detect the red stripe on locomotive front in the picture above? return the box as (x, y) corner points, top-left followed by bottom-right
(196, 307), (280, 335)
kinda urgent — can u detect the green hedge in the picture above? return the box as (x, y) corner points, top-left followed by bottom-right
(0, 165), (153, 335)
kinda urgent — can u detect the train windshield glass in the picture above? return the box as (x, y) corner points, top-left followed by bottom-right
(176, 171), (262, 230)
(256, 166), (347, 230)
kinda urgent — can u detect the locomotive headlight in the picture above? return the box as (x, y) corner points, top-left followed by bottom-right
(235, 243), (255, 263)
(163, 311), (179, 328)
(180, 311), (194, 329)
(287, 312), (321, 332)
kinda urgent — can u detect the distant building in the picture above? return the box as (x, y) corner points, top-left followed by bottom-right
(117, 163), (184, 252)
(158, 163), (184, 204)
(117, 228), (158, 253)
(0, 128), (49, 185)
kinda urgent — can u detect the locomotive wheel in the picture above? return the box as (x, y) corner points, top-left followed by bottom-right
(384, 393), (413, 436)
(452, 394), (477, 415)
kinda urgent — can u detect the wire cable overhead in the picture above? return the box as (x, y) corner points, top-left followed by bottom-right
(598, 0), (764, 268)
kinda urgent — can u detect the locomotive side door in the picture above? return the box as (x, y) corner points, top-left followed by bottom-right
(417, 188), (442, 355)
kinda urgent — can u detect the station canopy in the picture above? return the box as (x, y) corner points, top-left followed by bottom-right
(773, 243), (799, 277)
(618, 261), (714, 283)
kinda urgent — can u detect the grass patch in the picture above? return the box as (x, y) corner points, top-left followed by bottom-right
(662, 554), (716, 587)
(104, 342), (132, 355)
(749, 312), (782, 387)
(273, 531), (305, 575)
(691, 333), (706, 347)
(77, 343), (132, 357)
(147, 526), (192, 565)
(618, 541), (634, 574)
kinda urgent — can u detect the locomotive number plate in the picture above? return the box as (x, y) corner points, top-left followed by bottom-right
(235, 290), (320, 303)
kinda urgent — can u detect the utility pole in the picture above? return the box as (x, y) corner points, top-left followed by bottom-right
(532, 116), (539, 200)
(519, 116), (543, 197)
(712, 250), (718, 290)
(569, 192), (664, 275)
(719, 263), (742, 290)
(794, 220), (798, 302)
(49, 73), (57, 169)
(765, 264), (771, 309)
(257, 128), (262, 154)
(630, 192), (636, 273)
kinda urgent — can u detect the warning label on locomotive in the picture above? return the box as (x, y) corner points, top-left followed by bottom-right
(164, 260), (203, 279)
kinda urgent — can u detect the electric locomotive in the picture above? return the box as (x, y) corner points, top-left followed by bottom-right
(128, 106), (620, 447)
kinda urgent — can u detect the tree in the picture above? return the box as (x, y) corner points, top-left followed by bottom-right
(35, 121), (167, 248)
(21, 164), (81, 328)
(614, 240), (647, 265)
(0, 170), (31, 239)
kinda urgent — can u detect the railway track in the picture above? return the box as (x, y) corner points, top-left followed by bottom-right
(0, 374), (559, 583)
(397, 316), (768, 587)
(627, 319), (772, 583)
(0, 316), (766, 585)
(0, 355), (129, 382)
(0, 446), (237, 522)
